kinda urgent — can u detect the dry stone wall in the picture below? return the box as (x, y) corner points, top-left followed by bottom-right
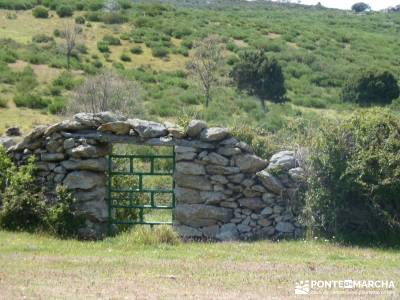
(6, 112), (304, 240)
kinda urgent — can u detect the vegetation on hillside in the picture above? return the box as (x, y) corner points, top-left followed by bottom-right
(0, 0), (399, 134)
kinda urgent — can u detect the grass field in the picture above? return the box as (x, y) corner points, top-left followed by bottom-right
(0, 230), (399, 299)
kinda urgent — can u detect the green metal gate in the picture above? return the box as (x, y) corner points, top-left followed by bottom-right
(107, 148), (175, 234)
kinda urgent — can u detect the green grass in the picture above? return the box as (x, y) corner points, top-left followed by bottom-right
(0, 230), (399, 298)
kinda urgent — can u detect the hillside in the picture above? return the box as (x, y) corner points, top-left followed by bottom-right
(0, 0), (400, 136)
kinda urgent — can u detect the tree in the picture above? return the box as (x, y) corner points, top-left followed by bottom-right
(351, 2), (371, 13)
(186, 35), (225, 108)
(62, 23), (81, 70)
(231, 50), (286, 112)
(341, 70), (399, 105)
(68, 71), (145, 117)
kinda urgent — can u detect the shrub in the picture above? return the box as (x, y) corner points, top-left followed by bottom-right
(85, 11), (102, 22)
(130, 46), (143, 54)
(48, 97), (67, 114)
(97, 41), (109, 53)
(14, 93), (49, 109)
(32, 34), (53, 43)
(341, 71), (399, 106)
(75, 16), (85, 24)
(53, 29), (62, 38)
(120, 53), (131, 62)
(0, 157), (47, 232)
(52, 72), (77, 90)
(45, 186), (84, 238)
(56, 5), (74, 18)
(0, 98), (7, 108)
(32, 5), (48, 18)
(102, 12), (128, 24)
(102, 35), (121, 45)
(151, 46), (169, 58)
(304, 109), (400, 243)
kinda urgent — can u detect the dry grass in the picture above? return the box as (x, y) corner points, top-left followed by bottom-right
(0, 230), (398, 299)
(0, 105), (58, 136)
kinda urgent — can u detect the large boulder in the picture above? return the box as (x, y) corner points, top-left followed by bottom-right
(256, 170), (284, 194)
(267, 151), (297, 171)
(128, 119), (167, 138)
(175, 173), (212, 190)
(174, 187), (203, 204)
(276, 221), (295, 233)
(202, 152), (229, 166)
(77, 200), (108, 222)
(238, 198), (266, 210)
(186, 120), (207, 138)
(175, 204), (233, 227)
(216, 223), (239, 241)
(199, 127), (230, 142)
(63, 171), (106, 190)
(175, 162), (206, 175)
(5, 127), (21, 137)
(68, 144), (111, 158)
(97, 121), (131, 135)
(0, 136), (17, 150)
(234, 154), (268, 173)
(174, 225), (203, 238)
(61, 158), (107, 172)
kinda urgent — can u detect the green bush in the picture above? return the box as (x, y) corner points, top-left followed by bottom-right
(120, 53), (131, 62)
(14, 93), (49, 109)
(97, 41), (109, 53)
(32, 5), (48, 18)
(341, 71), (399, 106)
(130, 46), (143, 54)
(151, 46), (169, 58)
(52, 72), (77, 90)
(102, 12), (128, 24)
(56, 5), (74, 18)
(0, 98), (7, 108)
(304, 109), (400, 244)
(32, 34), (53, 43)
(0, 156), (47, 232)
(102, 35), (121, 45)
(48, 97), (67, 114)
(45, 186), (84, 238)
(75, 16), (85, 24)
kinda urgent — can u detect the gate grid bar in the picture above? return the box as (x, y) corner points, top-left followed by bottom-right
(107, 149), (176, 235)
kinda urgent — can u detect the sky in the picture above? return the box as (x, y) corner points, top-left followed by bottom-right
(286, 0), (399, 10)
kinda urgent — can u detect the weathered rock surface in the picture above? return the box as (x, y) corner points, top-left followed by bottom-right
(175, 204), (233, 227)
(68, 144), (111, 158)
(129, 119), (167, 138)
(98, 121), (131, 135)
(63, 171), (105, 190)
(175, 173), (212, 190)
(61, 158), (107, 172)
(268, 151), (297, 171)
(234, 154), (268, 173)
(174, 187), (202, 204)
(186, 120), (207, 137)
(257, 170), (284, 194)
(199, 127), (230, 142)
(176, 162), (205, 175)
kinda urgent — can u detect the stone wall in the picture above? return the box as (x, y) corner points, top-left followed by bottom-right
(6, 112), (304, 240)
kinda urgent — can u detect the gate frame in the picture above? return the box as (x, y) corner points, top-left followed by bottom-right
(107, 147), (176, 234)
